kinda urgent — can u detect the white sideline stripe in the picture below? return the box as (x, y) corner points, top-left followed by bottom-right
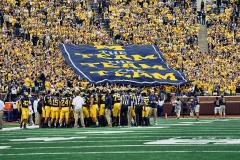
(0, 136), (162, 141)
(5, 144), (240, 150)
(5, 144), (161, 150)
(1, 150), (240, 156)
(1, 129), (239, 136)
(0, 146), (10, 149)
(0, 118), (235, 132)
(0, 128), (240, 139)
(0, 140), (150, 144)
(2, 135), (240, 143)
(0, 126), (39, 131)
(10, 137), (86, 142)
(75, 131), (133, 134)
(56, 132), (240, 135)
(160, 124), (192, 126)
(120, 126), (168, 129)
(180, 122), (213, 124)
(2, 141), (240, 146)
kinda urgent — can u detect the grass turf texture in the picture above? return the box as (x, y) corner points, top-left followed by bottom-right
(1, 118), (240, 160)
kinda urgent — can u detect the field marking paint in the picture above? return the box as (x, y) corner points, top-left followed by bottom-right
(4, 144), (240, 150)
(1, 150), (240, 156)
(10, 137), (86, 142)
(0, 126), (39, 131)
(180, 121), (214, 124)
(145, 137), (240, 145)
(1, 128), (239, 137)
(0, 140), (151, 145)
(75, 131), (133, 134)
(0, 146), (11, 149)
(120, 126), (168, 129)
(160, 124), (192, 126)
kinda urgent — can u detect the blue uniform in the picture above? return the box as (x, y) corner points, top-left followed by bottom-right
(105, 94), (113, 110)
(149, 94), (157, 108)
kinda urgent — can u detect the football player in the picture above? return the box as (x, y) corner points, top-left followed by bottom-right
(98, 91), (106, 127)
(19, 92), (31, 129)
(43, 91), (52, 127)
(82, 92), (90, 127)
(59, 92), (72, 127)
(50, 91), (60, 127)
(89, 90), (98, 127)
(129, 90), (136, 126)
(142, 94), (151, 126)
(112, 91), (121, 126)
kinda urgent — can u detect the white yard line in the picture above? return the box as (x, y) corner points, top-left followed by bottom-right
(1, 131), (240, 138)
(0, 126), (39, 131)
(1, 150), (240, 156)
(0, 140), (151, 144)
(0, 146), (11, 149)
(3, 144), (240, 150)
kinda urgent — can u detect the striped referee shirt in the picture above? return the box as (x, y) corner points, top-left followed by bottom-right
(133, 94), (143, 106)
(121, 94), (131, 106)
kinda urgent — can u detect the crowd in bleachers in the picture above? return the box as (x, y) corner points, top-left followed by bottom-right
(0, 0), (239, 100)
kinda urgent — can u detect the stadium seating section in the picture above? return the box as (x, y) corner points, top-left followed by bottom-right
(0, 0), (239, 95)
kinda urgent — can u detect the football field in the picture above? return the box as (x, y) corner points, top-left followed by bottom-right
(1, 118), (240, 160)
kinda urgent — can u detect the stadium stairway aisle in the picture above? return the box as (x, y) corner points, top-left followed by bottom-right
(90, 0), (114, 42)
(198, 24), (209, 54)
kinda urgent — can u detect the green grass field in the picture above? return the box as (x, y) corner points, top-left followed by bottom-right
(1, 118), (240, 160)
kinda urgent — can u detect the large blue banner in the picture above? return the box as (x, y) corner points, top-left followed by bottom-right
(59, 44), (187, 86)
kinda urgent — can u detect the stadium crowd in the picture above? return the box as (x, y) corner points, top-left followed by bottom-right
(104, 0), (240, 95)
(0, 0), (239, 102)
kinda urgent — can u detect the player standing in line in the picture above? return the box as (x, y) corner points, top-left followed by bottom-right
(142, 91), (150, 126)
(98, 91), (106, 127)
(82, 91), (90, 127)
(112, 91), (121, 126)
(37, 94), (45, 128)
(129, 90), (136, 127)
(19, 92), (31, 129)
(59, 92), (72, 127)
(43, 91), (52, 127)
(89, 90), (98, 127)
(50, 92), (60, 128)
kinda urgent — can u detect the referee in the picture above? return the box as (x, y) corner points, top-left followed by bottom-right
(120, 91), (131, 126)
(133, 91), (144, 126)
